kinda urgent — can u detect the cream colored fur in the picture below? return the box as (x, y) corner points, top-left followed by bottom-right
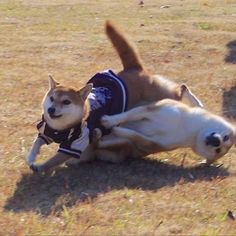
(99, 99), (236, 164)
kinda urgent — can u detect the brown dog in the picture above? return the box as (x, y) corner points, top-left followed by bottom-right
(26, 21), (202, 173)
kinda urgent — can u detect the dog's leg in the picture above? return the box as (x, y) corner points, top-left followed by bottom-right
(30, 152), (71, 174)
(96, 149), (126, 163)
(26, 137), (46, 165)
(98, 132), (130, 148)
(99, 127), (165, 153)
(112, 127), (164, 150)
(101, 104), (155, 128)
(65, 128), (102, 166)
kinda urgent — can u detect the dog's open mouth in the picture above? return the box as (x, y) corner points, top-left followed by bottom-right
(49, 114), (62, 119)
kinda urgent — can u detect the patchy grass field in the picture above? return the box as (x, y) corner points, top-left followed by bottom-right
(1, 0), (236, 235)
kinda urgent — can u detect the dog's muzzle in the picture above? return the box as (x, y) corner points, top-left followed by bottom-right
(205, 133), (221, 147)
(47, 107), (62, 119)
(48, 107), (56, 116)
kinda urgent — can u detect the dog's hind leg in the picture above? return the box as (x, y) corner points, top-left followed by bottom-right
(98, 135), (130, 148)
(101, 103), (158, 128)
(99, 127), (165, 153)
(96, 149), (126, 163)
(112, 127), (165, 152)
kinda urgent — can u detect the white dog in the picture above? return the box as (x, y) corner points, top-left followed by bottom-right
(98, 99), (236, 165)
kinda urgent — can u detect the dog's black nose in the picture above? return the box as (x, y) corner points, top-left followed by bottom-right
(205, 133), (221, 147)
(48, 107), (56, 115)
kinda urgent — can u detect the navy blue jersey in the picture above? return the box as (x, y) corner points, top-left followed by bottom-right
(37, 70), (128, 159)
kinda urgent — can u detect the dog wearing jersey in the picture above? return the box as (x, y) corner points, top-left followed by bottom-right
(98, 99), (236, 165)
(26, 21), (203, 173)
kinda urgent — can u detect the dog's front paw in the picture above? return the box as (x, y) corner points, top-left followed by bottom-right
(30, 163), (39, 173)
(198, 159), (214, 167)
(101, 115), (118, 128)
(30, 163), (44, 174)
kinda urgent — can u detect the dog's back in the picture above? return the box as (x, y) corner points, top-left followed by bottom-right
(105, 21), (198, 109)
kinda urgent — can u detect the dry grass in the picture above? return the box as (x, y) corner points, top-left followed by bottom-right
(1, 0), (236, 235)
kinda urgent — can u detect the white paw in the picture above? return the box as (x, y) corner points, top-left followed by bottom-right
(26, 154), (36, 166)
(101, 115), (118, 128)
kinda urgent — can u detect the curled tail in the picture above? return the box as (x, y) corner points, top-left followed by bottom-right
(105, 20), (144, 71)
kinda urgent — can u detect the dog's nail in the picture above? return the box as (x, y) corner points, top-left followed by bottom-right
(30, 164), (39, 173)
(227, 210), (236, 220)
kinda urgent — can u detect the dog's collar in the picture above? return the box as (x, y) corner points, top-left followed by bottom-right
(37, 115), (82, 143)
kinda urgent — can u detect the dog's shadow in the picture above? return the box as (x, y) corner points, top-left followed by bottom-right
(4, 158), (229, 216)
(222, 40), (236, 118)
(225, 40), (236, 64)
(222, 85), (236, 119)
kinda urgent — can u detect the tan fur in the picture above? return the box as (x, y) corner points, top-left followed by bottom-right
(27, 21), (203, 173)
(106, 21), (186, 109)
(43, 83), (91, 130)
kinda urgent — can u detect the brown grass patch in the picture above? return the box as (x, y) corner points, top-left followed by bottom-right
(1, 0), (236, 235)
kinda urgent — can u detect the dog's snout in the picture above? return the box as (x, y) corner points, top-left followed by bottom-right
(48, 107), (56, 115)
(205, 134), (221, 147)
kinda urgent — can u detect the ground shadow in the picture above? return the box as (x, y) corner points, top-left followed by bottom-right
(225, 40), (236, 64)
(222, 85), (236, 119)
(4, 158), (229, 216)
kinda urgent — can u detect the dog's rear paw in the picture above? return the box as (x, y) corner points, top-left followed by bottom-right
(101, 115), (117, 128)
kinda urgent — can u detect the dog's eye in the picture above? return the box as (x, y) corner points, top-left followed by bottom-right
(62, 99), (71, 105)
(50, 96), (54, 102)
(223, 135), (229, 142)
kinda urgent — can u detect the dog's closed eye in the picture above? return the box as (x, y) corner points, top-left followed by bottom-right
(223, 135), (229, 142)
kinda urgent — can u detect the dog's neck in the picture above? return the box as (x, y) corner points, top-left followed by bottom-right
(173, 107), (208, 149)
(64, 99), (91, 130)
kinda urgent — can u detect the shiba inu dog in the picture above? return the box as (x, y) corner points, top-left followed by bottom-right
(26, 21), (203, 173)
(98, 99), (236, 165)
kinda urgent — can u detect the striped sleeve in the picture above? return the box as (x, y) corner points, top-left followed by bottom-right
(38, 133), (53, 145)
(37, 119), (53, 145)
(58, 125), (90, 159)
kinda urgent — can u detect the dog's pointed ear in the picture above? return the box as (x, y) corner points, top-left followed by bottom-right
(78, 83), (93, 101)
(48, 75), (59, 90)
(179, 84), (203, 108)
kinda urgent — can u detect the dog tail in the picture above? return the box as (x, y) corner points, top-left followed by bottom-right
(105, 20), (144, 71)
